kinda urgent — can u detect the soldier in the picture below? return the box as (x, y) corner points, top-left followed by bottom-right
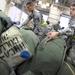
(21, 1), (48, 39)
(45, 2), (75, 68)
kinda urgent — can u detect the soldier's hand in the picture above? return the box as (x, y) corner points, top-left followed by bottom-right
(47, 32), (59, 40)
(44, 32), (59, 44)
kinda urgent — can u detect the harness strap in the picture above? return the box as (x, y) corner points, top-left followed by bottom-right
(72, 36), (75, 39)
(65, 62), (75, 75)
(40, 21), (46, 26)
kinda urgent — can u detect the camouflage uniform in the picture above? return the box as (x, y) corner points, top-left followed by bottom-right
(58, 17), (75, 67)
(22, 9), (48, 38)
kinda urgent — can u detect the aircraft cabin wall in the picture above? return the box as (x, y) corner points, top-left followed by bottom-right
(0, 0), (70, 27)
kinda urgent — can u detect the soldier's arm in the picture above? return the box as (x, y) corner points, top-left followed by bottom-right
(45, 27), (74, 42)
(58, 27), (74, 36)
(22, 14), (32, 26)
(70, 22), (75, 28)
(59, 21), (75, 36)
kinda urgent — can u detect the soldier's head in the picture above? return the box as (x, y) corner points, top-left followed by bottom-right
(70, 2), (75, 17)
(26, 2), (35, 12)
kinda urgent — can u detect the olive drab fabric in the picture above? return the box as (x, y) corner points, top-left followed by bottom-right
(0, 10), (75, 75)
(0, 59), (12, 75)
(20, 27), (39, 55)
(18, 36), (75, 75)
(0, 11), (39, 75)
(0, 26), (39, 75)
(57, 62), (75, 75)
(16, 37), (67, 75)
(0, 26), (39, 67)
(0, 11), (16, 75)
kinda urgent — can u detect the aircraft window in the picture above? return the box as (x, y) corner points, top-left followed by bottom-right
(59, 14), (70, 28)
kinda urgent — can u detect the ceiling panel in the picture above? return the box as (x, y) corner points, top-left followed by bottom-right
(58, 0), (75, 6)
(36, 0), (52, 3)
